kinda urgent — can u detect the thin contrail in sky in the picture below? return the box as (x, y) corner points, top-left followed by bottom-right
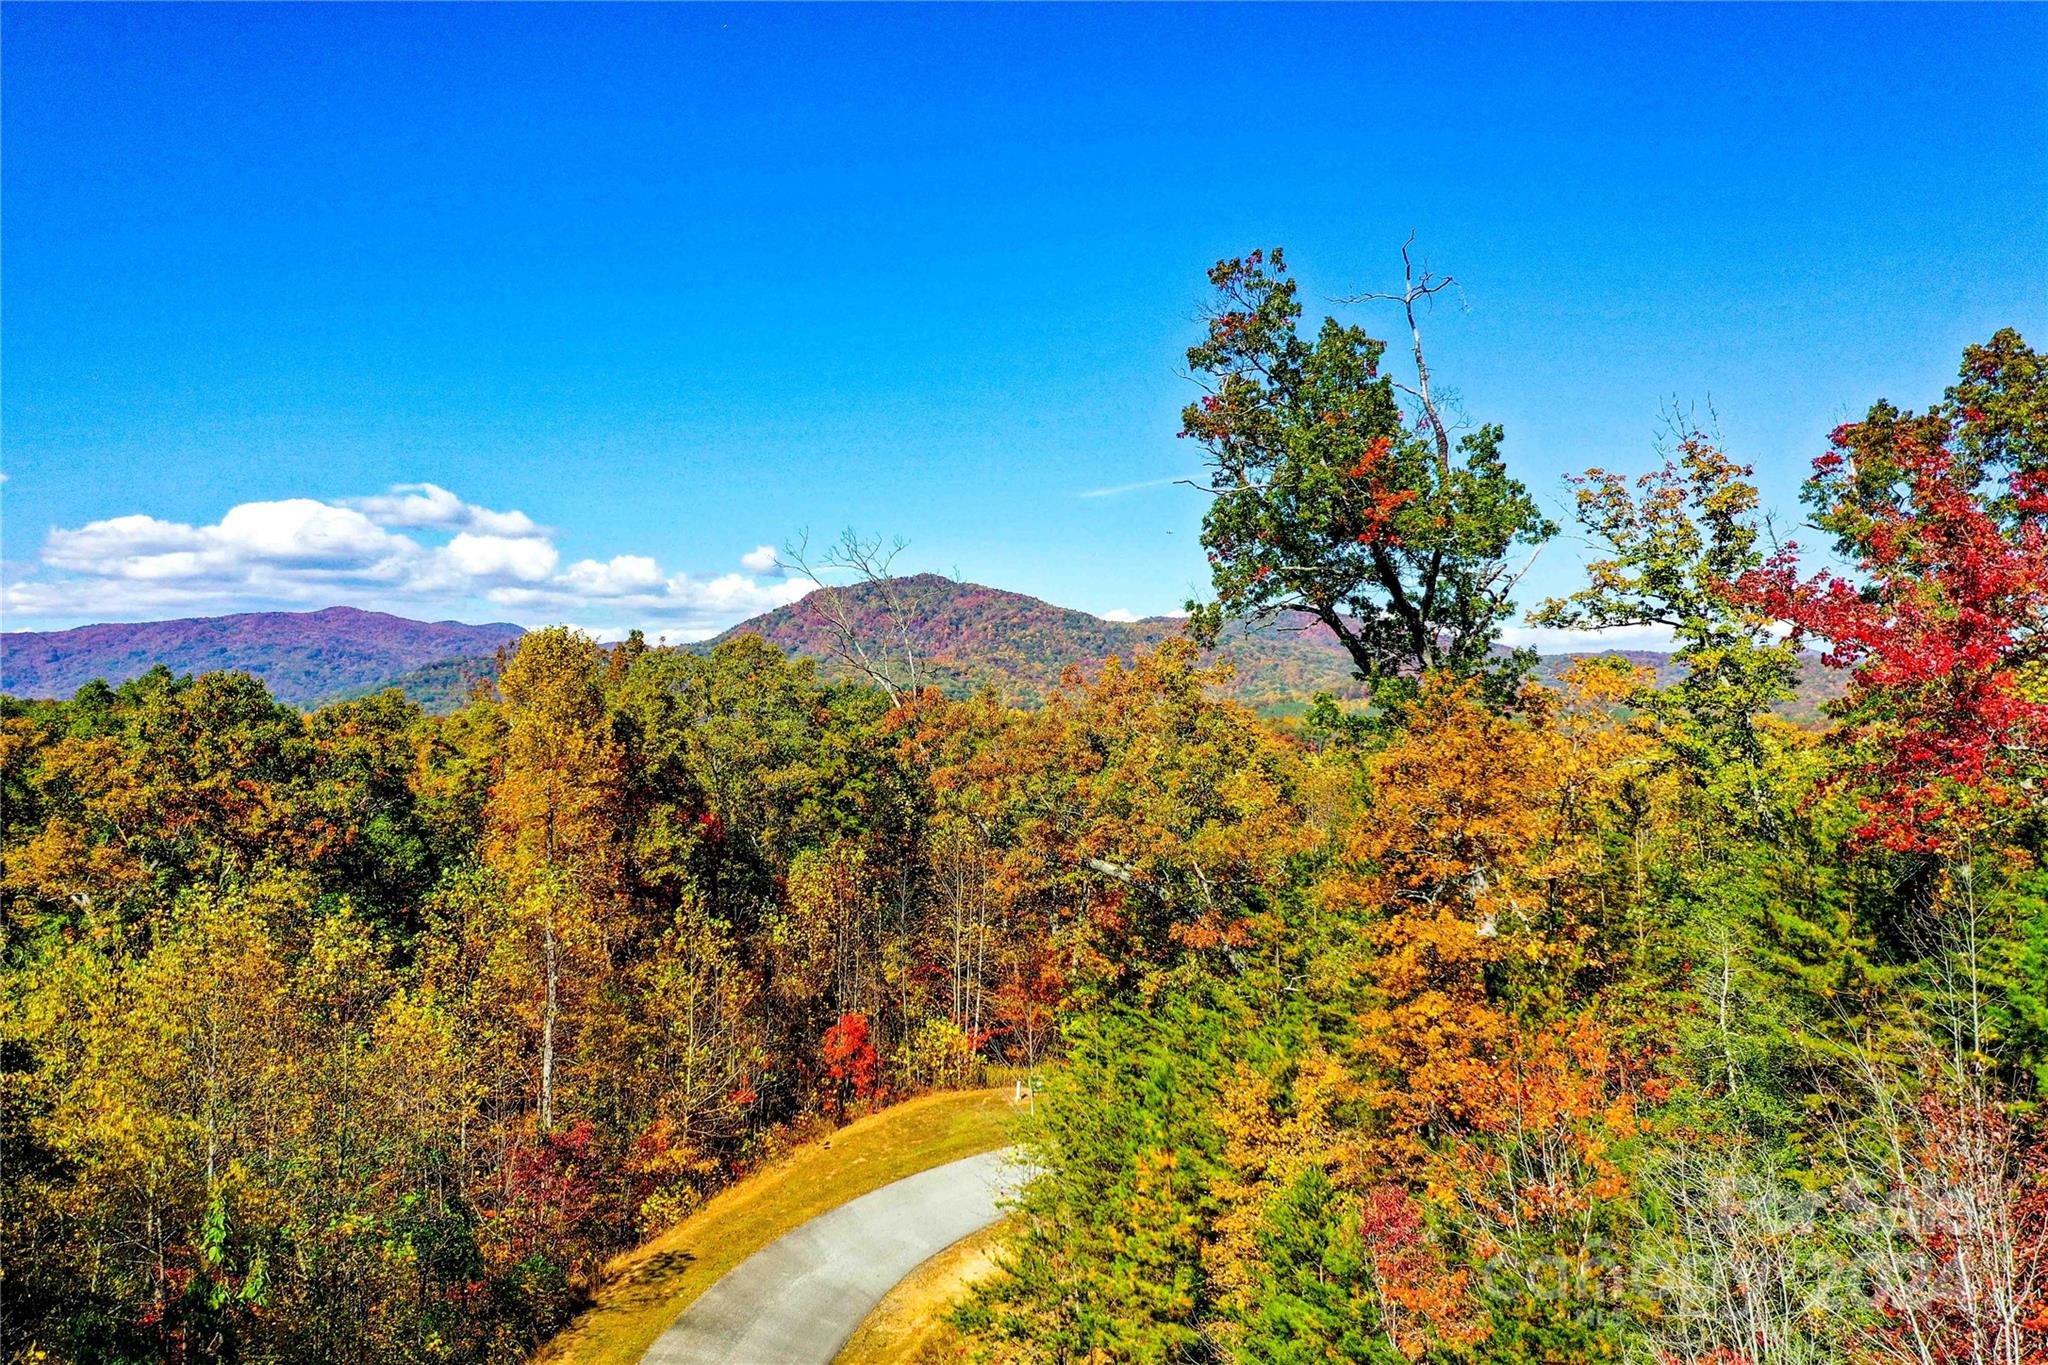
(1076, 476), (1183, 499)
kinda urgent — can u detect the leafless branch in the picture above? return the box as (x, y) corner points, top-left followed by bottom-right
(1337, 231), (1461, 480)
(779, 528), (923, 705)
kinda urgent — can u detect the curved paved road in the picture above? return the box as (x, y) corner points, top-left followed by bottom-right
(641, 1148), (1024, 1365)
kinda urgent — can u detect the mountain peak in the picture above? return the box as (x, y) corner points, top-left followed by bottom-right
(712, 574), (1355, 702)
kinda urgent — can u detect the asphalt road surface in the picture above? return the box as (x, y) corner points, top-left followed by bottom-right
(640, 1148), (1024, 1365)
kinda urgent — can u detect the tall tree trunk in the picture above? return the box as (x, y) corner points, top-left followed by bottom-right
(540, 907), (557, 1132)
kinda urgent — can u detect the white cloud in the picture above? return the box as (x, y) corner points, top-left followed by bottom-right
(1100, 607), (1140, 623)
(214, 500), (412, 566)
(39, 503), (419, 592)
(560, 555), (664, 596)
(536, 620), (727, 647)
(693, 572), (808, 612)
(45, 514), (209, 568)
(346, 482), (539, 536)
(4, 484), (814, 636)
(740, 544), (781, 574)
(546, 621), (640, 644)
(1500, 623), (1680, 654)
(439, 533), (559, 583)
(119, 552), (209, 581)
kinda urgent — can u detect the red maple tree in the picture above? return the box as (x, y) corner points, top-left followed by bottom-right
(1735, 399), (2048, 853)
(821, 1011), (880, 1112)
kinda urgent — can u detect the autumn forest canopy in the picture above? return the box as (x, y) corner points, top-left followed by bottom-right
(3, 252), (2046, 1365)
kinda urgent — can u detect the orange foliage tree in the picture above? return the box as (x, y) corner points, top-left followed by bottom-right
(1328, 669), (1650, 1164)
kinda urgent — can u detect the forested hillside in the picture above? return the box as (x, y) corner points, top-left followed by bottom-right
(2, 636), (1070, 1361)
(0, 259), (2040, 1365)
(0, 607), (523, 705)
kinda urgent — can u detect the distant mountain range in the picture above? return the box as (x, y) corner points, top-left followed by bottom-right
(704, 574), (1713, 710)
(0, 578), (1837, 718)
(0, 606), (523, 705)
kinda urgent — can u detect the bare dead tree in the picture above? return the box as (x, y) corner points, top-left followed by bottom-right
(779, 528), (924, 705)
(1337, 232), (1462, 484)
(1810, 866), (2048, 1365)
(1330, 233), (1543, 643)
(1635, 1145), (1853, 1365)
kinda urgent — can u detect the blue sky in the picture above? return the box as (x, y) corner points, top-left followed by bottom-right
(4, 4), (2044, 642)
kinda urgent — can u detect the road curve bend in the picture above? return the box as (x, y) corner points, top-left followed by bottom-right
(640, 1147), (1024, 1365)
